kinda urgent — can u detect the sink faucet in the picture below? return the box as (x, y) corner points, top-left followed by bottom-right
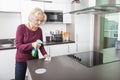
(8, 39), (16, 46)
(8, 39), (13, 43)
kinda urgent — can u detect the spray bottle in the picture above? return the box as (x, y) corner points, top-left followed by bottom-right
(31, 40), (43, 57)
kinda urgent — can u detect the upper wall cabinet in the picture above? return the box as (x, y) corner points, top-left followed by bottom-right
(63, 13), (72, 24)
(63, 3), (72, 24)
(21, 0), (44, 23)
(0, 0), (20, 12)
(44, 3), (64, 11)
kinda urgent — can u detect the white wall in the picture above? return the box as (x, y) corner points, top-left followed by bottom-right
(0, 12), (21, 39)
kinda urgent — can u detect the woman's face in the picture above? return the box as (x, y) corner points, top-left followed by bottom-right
(32, 15), (44, 28)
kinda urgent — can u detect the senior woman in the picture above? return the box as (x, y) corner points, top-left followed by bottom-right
(15, 7), (51, 80)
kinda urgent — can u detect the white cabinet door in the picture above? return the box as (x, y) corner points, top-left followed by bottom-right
(63, 3), (72, 23)
(77, 43), (90, 52)
(72, 2), (94, 52)
(75, 16), (91, 52)
(0, 0), (20, 12)
(68, 43), (77, 54)
(0, 49), (16, 80)
(44, 3), (63, 11)
(74, 14), (93, 52)
(39, 43), (77, 58)
(63, 13), (72, 24)
(21, 0), (44, 23)
(49, 44), (68, 57)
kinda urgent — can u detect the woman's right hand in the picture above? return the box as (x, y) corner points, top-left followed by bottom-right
(32, 42), (41, 49)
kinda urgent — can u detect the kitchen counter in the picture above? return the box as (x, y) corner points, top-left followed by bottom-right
(27, 48), (120, 80)
(0, 40), (75, 50)
(44, 40), (75, 46)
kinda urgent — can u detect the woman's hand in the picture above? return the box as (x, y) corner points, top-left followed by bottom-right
(32, 42), (41, 49)
(44, 54), (51, 61)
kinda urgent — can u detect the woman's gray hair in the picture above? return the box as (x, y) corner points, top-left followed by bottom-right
(28, 7), (47, 23)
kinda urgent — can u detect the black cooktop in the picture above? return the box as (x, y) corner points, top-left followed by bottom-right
(68, 49), (120, 67)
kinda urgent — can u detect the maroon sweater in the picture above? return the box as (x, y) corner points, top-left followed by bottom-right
(15, 24), (47, 62)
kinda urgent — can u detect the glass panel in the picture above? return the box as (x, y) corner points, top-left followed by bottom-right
(116, 0), (120, 4)
(99, 13), (118, 49)
(96, 0), (119, 49)
(96, 0), (109, 5)
(64, 4), (120, 14)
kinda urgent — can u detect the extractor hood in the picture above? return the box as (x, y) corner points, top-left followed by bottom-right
(65, 4), (120, 14)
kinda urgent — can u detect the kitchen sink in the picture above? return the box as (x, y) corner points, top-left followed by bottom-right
(0, 43), (15, 48)
(0, 38), (16, 49)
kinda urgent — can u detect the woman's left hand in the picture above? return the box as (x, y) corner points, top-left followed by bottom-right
(44, 54), (51, 61)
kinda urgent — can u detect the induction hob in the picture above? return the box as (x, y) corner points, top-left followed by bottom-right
(68, 48), (120, 67)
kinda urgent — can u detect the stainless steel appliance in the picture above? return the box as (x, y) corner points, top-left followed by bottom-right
(45, 11), (63, 23)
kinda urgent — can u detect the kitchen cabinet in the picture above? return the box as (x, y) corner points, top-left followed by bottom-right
(41, 43), (76, 57)
(39, 44), (68, 57)
(68, 43), (77, 54)
(44, 3), (64, 11)
(0, 0), (20, 12)
(63, 3), (72, 24)
(38, 46), (50, 59)
(44, 2), (72, 23)
(44, 0), (71, 11)
(77, 43), (90, 52)
(0, 49), (16, 80)
(74, 13), (92, 52)
(49, 44), (68, 57)
(21, 0), (44, 23)
(63, 13), (72, 24)
(67, 2), (94, 53)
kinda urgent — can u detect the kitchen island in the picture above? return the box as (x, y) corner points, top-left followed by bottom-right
(27, 49), (120, 80)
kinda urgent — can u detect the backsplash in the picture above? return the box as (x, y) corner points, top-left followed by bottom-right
(41, 23), (66, 41)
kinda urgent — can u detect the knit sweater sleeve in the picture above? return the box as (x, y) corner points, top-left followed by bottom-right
(16, 24), (33, 52)
(38, 28), (47, 56)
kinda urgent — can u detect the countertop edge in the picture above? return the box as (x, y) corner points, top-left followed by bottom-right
(0, 41), (75, 50)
